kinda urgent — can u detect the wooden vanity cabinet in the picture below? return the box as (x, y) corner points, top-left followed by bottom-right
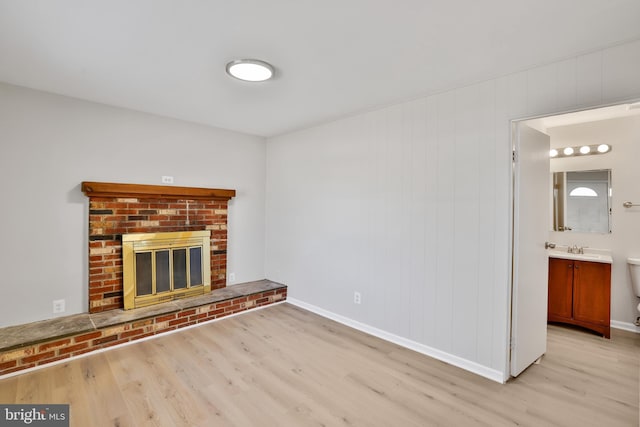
(547, 257), (611, 338)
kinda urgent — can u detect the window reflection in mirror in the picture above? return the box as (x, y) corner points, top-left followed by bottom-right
(552, 169), (611, 233)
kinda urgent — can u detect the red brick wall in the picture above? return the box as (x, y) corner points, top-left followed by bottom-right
(88, 197), (229, 312)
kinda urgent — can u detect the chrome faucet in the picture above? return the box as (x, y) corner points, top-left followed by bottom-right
(568, 245), (584, 254)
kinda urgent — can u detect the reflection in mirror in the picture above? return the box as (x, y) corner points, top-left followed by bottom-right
(552, 170), (611, 233)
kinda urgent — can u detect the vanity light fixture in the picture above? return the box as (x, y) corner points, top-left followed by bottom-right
(550, 144), (611, 158)
(225, 59), (274, 82)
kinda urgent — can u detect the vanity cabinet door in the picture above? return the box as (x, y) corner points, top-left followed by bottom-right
(573, 261), (611, 326)
(547, 258), (574, 320)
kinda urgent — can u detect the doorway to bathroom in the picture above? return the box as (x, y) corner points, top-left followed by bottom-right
(510, 99), (640, 377)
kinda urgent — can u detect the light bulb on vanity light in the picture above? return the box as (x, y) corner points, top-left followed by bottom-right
(550, 143), (612, 158)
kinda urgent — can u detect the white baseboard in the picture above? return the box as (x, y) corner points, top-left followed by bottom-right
(611, 320), (640, 333)
(286, 298), (505, 384)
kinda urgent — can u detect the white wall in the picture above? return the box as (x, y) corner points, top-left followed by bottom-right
(548, 115), (640, 329)
(265, 39), (640, 381)
(0, 83), (266, 327)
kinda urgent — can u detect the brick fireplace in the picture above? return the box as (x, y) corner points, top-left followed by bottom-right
(0, 182), (286, 378)
(82, 182), (235, 313)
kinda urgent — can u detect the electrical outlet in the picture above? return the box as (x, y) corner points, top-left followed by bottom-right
(161, 176), (174, 184)
(53, 299), (66, 314)
(354, 292), (361, 305)
(229, 272), (236, 283)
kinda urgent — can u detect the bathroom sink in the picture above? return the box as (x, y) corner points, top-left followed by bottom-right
(548, 249), (612, 264)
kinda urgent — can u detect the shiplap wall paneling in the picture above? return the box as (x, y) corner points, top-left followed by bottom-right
(265, 38), (640, 381)
(474, 80), (499, 369)
(451, 84), (481, 361)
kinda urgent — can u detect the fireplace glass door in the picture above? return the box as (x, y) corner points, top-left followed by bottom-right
(123, 231), (211, 309)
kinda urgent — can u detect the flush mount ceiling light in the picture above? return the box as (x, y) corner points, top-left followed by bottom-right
(226, 59), (274, 82)
(550, 144), (611, 158)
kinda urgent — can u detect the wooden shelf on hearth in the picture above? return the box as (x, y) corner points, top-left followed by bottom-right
(81, 181), (236, 201)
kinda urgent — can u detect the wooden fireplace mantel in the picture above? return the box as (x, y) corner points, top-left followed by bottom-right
(81, 181), (236, 201)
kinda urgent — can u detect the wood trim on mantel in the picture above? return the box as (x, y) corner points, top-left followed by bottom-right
(81, 181), (236, 201)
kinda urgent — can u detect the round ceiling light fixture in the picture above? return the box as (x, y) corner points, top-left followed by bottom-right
(226, 59), (274, 82)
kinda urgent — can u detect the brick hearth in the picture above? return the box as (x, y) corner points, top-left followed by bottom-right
(0, 280), (287, 377)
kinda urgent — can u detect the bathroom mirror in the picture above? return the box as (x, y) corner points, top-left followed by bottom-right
(552, 169), (611, 233)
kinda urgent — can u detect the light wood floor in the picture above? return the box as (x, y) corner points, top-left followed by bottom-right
(0, 303), (637, 426)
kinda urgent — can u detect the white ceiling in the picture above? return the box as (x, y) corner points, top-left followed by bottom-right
(1, 1), (640, 137)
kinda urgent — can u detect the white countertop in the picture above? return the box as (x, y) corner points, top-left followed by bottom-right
(548, 246), (612, 264)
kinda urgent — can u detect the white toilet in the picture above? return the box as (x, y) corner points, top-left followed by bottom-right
(627, 257), (640, 325)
